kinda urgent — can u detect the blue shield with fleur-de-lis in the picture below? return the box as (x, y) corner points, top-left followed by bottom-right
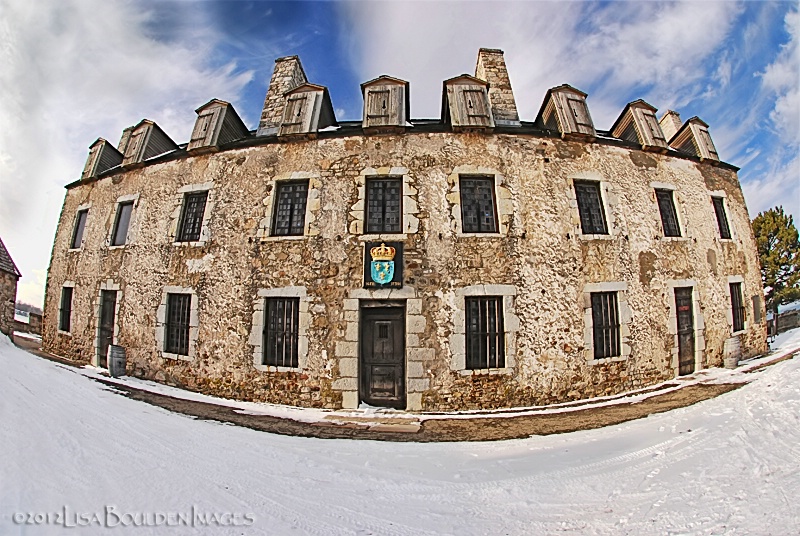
(371, 260), (395, 285)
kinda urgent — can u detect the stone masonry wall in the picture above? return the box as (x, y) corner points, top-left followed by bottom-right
(0, 271), (18, 337)
(43, 132), (768, 411)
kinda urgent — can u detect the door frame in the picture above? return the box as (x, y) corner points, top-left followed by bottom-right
(94, 282), (121, 368)
(674, 286), (695, 376)
(359, 301), (406, 409)
(666, 280), (705, 377)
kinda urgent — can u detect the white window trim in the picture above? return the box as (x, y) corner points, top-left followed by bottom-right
(650, 182), (689, 241)
(727, 275), (747, 334)
(709, 190), (736, 242)
(107, 193), (140, 249)
(249, 287), (311, 372)
(446, 165), (514, 237)
(665, 280), (706, 375)
(567, 173), (618, 240)
(57, 281), (76, 336)
(93, 280), (121, 368)
(156, 286), (199, 361)
(351, 166), (419, 239)
(170, 182), (215, 246)
(582, 282), (632, 364)
(68, 203), (92, 251)
(448, 284), (519, 375)
(257, 172), (321, 240)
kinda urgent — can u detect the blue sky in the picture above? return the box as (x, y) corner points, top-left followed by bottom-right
(0, 0), (798, 306)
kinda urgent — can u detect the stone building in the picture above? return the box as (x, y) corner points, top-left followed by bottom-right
(43, 48), (767, 411)
(0, 237), (21, 339)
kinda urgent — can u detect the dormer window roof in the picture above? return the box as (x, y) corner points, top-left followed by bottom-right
(610, 99), (668, 151)
(669, 117), (719, 162)
(121, 120), (178, 167)
(535, 84), (595, 139)
(279, 83), (337, 137)
(441, 74), (494, 130)
(188, 99), (250, 152)
(81, 138), (123, 180)
(360, 75), (410, 132)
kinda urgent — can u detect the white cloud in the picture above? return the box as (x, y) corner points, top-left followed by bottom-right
(0, 0), (253, 306)
(741, 153), (800, 221)
(760, 8), (800, 146)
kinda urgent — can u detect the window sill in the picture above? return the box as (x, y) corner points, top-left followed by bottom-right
(254, 364), (301, 373)
(172, 240), (208, 247)
(458, 367), (513, 376)
(457, 232), (504, 238)
(107, 244), (129, 250)
(57, 330), (72, 337)
(586, 354), (628, 365)
(577, 233), (614, 240)
(358, 233), (408, 242)
(67, 247), (83, 252)
(659, 236), (689, 242)
(260, 235), (306, 242)
(161, 351), (192, 362)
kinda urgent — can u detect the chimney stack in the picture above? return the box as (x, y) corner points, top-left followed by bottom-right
(659, 110), (682, 142)
(257, 56), (308, 136)
(475, 48), (520, 126)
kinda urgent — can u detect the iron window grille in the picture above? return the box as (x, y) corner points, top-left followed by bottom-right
(712, 196), (732, 239)
(271, 181), (309, 236)
(263, 298), (300, 368)
(465, 296), (505, 369)
(655, 189), (681, 237)
(591, 292), (621, 359)
(177, 191), (208, 242)
(165, 293), (191, 355)
(59, 287), (73, 332)
(730, 282), (746, 333)
(71, 209), (88, 249)
(574, 181), (608, 235)
(110, 201), (134, 246)
(366, 178), (402, 234)
(460, 176), (498, 233)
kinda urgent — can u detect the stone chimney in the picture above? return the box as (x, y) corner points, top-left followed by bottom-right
(474, 48), (520, 126)
(659, 110), (682, 142)
(257, 56), (308, 136)
(117, 126), (134, 153)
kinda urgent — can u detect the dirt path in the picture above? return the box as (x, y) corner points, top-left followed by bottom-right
(13, 337), (764, 442)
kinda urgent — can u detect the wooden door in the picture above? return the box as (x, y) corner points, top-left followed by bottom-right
(675, 287), (695, 376)
(98, 290), (117, 368)
(360, 307), (405, 409)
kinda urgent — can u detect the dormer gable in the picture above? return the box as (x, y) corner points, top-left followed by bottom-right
(536, 84), (595, 139)
(81, 138), (123, 180)
(361, 75), (409, 132)
(610, 99), (668, 151)
(121, 120), (178, 167)
(278, 83), (337, 137)
(441, 74), (494, 130)
(669, 117), (719, 162)
(188, 99), (250, 152)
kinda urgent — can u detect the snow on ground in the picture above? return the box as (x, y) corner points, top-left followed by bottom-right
(1, 333), (800, 535)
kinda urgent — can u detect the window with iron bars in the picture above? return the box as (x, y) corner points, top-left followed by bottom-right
(460, 176), (498, 233)
(655, 189), (681, 237)
(271, 181), (309, 236)
(591, 291), (621, 359)
(574, 180), (608, 235)
(366, 177), (402, 234)
(465, 296), (505, 369)
(59, 286), (73, 332)
(730, 282), (746, 333)
(177, 191), (208, 242)
(263, 298), (300, 368)
(165, 293), (191, 355)
(711, 196), (731, 239)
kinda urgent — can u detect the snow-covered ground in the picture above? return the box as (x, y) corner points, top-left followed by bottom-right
(2, 333), (799, 535)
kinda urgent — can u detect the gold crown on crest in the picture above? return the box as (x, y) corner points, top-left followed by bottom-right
(370, 243), (396, 261)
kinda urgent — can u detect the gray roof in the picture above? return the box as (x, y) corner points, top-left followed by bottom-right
(0, 237), (21, 278)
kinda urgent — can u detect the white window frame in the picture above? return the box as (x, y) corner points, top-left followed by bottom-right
(249, 287), (311, 372)
(727, 275), (747, 335)
(155, 286), (199, 361)
(169, 182), (215, 246)
(68, 203), (92, 251)
(446, 165), (514, 237)
(57, 281), (76, 336)
(351, 166), (419, 240)
(709, 190), (736, 241)
(257, 172), (321, 240)
(107, 193), (140, 248)
(582, 282), (632, 364)
(567, 173), (619, 240)
(650, 182), (688, 241)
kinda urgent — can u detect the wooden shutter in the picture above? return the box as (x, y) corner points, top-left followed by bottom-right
(461, 87), (491, 127)
(189, 108), (220, 148)
(366, 88), (391, 126)
(698, 127), (718, 159)
(125, 130), (144, 163)
(82, 144), (101, 179)
(644, 111), (666, 143)
(567, 96), (593, 135)
(281, 93), (312, 134)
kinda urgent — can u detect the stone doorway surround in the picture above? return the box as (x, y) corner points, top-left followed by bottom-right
(335, 286), (431, 410)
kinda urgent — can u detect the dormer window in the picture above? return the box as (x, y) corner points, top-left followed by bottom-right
(610, 100), (668, 151)
(121, 120), (178, 167)
(442, 75), (494, 130)
(279, 84), (337, 137)
(668, 117), (719, 162)
(536, 85), (595, 139)
(188, 99), (249, 152)
(81, 138), (122, 180)
(361, 75), (409, 132)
